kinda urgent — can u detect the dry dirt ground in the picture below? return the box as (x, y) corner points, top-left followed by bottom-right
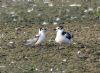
(0, 22), (100, 73)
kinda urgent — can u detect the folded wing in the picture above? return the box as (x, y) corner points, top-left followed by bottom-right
(62, 31), (73, 40)
(25, 34), (40, 45)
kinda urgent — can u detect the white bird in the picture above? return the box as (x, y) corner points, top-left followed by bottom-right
(25, 28), (47, 46)
(54, 26), (73, 45)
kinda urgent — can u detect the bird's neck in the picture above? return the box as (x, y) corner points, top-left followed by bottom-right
(39, 31), (45, 36)
(56, 30), (63, 36)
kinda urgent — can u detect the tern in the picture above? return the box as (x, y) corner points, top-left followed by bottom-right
(25, 28), (47, 46)
(54, 26), (73, 45)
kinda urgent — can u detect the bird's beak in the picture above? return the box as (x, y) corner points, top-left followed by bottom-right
(45, 28), (47, 31)
(53, 29), (56, 30)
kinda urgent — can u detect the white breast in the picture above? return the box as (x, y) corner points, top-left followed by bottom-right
(55, 33), (64, 44)
(35, 33), (46, 45)
(55, 32), (72, 44)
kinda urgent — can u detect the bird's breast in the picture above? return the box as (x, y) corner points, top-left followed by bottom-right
(55, 35), (64, 42)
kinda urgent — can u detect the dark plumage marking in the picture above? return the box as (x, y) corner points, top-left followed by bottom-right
(39, 28), (46, 31)
(62, 31), (72, 40)
(59, 26), (63, 29)
(39, 28), (42, 31)
(62, 31), (66, 35)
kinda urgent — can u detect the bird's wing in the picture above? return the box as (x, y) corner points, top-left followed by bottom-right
(25, 34), (40, 45)
(34, 34), (40, 38)
(62, 32), (72, 40)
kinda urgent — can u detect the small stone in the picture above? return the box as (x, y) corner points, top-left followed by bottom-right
(62, 59), (67, 62)
(56, 17), (60, 21)
(42, 21), (48, 25)
(11, 61), (15, 64)
(35, 68), (38, 71)
(48, 3), (54, 7)
(50, 68), (53, 71)
(77, 51), (81, 54)
(53, 22), (58, 25)
(73, 42), (77, 45)
(24, 32), (26, 34)
(62, 71), (65, 73)
(0, 65), (6, 68)
(9, 41), (14, 43)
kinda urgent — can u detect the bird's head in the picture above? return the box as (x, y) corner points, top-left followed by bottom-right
(54, 26), (64, 32)
(39, 27), (47, 33)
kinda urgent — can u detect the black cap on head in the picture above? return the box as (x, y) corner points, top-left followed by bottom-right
(39, 27), (47, 31)
(59, 26), (63, 29)
(39, 28), (42, 31)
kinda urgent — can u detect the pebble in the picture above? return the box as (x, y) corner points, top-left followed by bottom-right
(53, 22), (58, 25)
(35, 68), (38, 71)
(98, 38), (100, 40)
(0, 66), (6, 68)
(50, 68), (53, 71)
(56, 17), (60, 21)
(9, 41), (14, 44)
(62, 59), (67, 62)
(62, 71), (65, 73)
(48, 3), (54, 7)
(73, 42), (77, 45)
(77, 51), (81, 54)
(11, 61), (15, 64)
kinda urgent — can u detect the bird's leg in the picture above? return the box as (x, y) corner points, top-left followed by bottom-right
(67, 43), (73, 48)
(59, 43), (62, 46)
(58, 43), (65, 49)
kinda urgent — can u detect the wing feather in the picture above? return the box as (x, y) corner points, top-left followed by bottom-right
(62, 31), (73, 40)
(25, 34), (40, 45)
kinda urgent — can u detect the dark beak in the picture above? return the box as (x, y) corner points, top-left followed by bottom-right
(45, 28), (47, 30)
(53, 29), (56, 30)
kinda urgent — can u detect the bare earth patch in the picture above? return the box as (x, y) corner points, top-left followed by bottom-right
(0, 23), (100, 73)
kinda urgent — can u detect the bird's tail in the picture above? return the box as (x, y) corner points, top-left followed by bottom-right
(25, 37), (37, 45)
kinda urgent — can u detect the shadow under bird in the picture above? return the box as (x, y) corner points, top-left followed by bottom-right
(25, 28), (47, 46)
(54, 26), (73, 45)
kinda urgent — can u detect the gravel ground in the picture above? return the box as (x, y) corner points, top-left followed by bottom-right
(0, 23), (100, 73)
